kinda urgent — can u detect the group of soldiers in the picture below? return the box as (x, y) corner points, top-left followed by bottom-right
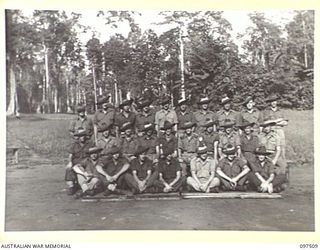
(65, 93), (289, 198)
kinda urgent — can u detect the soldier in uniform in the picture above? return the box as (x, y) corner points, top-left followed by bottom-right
(93, 96), (115, 143)
(137, 123), (159, 162)
(216, 144), (251, 191)
(69, 105), (94, 140)
(218, 119), (241, 159)
(178, 121), (200, 176)
(155, 96), (178, 136)
(155, 150), (186, 193)
(118, 122), (139, 161)
(199, 118), (219, 161)
(176, 97), (196, 136)
(65, 129), (95, 195)
(239, 96), (263, 135)
(187, 144), (220, 193)
(72, 147), (104, 199)
(124, 145), (159, 194)
(216, 96), (239, 132)
(156, 121), (178, 158)
(263, 94), (288, 159)
(115, 99), (136, 138)
(258, 118), (287, 175)
(96, 145), (133, 196)
(239, 119), (259, 168)
(135, 98), (155, 137)
(194, 96), (216, 133)
(96, 123), (119, 156)
(247, 146), (287, 193)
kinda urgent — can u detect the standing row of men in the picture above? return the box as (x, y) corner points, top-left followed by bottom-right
(65, 93), (288, 198)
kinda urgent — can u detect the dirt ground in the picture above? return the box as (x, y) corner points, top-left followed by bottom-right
(5, 148), (314, 231)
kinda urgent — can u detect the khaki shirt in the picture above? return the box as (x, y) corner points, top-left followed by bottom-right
(216, 109), (239, 127)
(178, 133), (200, 153)
(239, 108), (263, 130)
(190, 156), (216, 179)
(217, 157), (247, 178)
(93, 109), (115, 128)
(193, 110), (216, 127)
(69, 116), (94, 137)
(258, 131), (280, 153)
(219, 131), (241, 149)
(155, 109), (178, 128)
(96, 136), (119, 155)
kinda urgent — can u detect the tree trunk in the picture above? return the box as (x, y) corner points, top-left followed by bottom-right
(302, 18), (308, 68)
(6, 64), (17, 116)
(43, 42), (50, 113)
(66, 78), (72, 113)
(54, 87), (58, 113)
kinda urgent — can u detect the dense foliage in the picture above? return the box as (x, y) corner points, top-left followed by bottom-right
(6, 10), (314, 114)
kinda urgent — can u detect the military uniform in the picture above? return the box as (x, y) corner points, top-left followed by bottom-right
(177, 110), (196, 130)
(155, 109), (178, 132)
(93, 109), (115, 129)
(219, 131), (241, 150)
(263, 107), (287, 156)
(240, 134), (259, 168)
(135, 111), (155, 132)
(247, 158), (286, 191)
(75, 157), (102, 194)
(65, 140), (95, 184)
(154, 158), (185, 192)
(199, 131), (219, 156)
(118, 135), (139, 160)
(69, 116), (94, 139)
(216, 109), (239, 129)
(157, 134), (178, 156)
(216, 157), (248, 190)
(239, 108), (263, 134)
(258, 131), (287, 174)
(115, 111), (136, 132)
(187, 156), (219, 192)
(178, 133), (200, 175)
(97, 155), (130, 190)
(193, 110), (216, 133)
(125, 157), (159, 193)
(137, 135), (158, 161)
(96, 136), (119, 156)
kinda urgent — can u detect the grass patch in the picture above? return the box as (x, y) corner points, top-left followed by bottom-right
(6, 110), (313, 165)
(283, 109), (313, 164)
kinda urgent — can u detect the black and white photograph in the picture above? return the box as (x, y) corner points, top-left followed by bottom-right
(5, 8), (314, 232)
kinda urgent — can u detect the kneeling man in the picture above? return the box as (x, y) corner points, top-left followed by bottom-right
(187, 145), (220, 193)
(216, 144), (250, 191)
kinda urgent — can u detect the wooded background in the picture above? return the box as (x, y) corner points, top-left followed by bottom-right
(5, 10), (314, 114)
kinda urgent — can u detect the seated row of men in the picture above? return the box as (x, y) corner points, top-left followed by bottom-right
(67, 142), (287, 199)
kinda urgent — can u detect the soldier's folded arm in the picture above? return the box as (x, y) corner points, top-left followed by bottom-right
(233, 164), (250, 182)
(169, 171), (181, 187)
(272, 145), (281, 165)
(96, 164), (112, 182)
(266, 173), (275, 184)
(113, 162), (130, 180)
(216, 167), (232, 182)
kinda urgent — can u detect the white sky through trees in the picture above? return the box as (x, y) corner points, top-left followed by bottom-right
(21, 9), (295, 51)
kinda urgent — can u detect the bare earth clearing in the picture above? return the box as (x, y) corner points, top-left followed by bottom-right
(5, 112), (314, 231)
